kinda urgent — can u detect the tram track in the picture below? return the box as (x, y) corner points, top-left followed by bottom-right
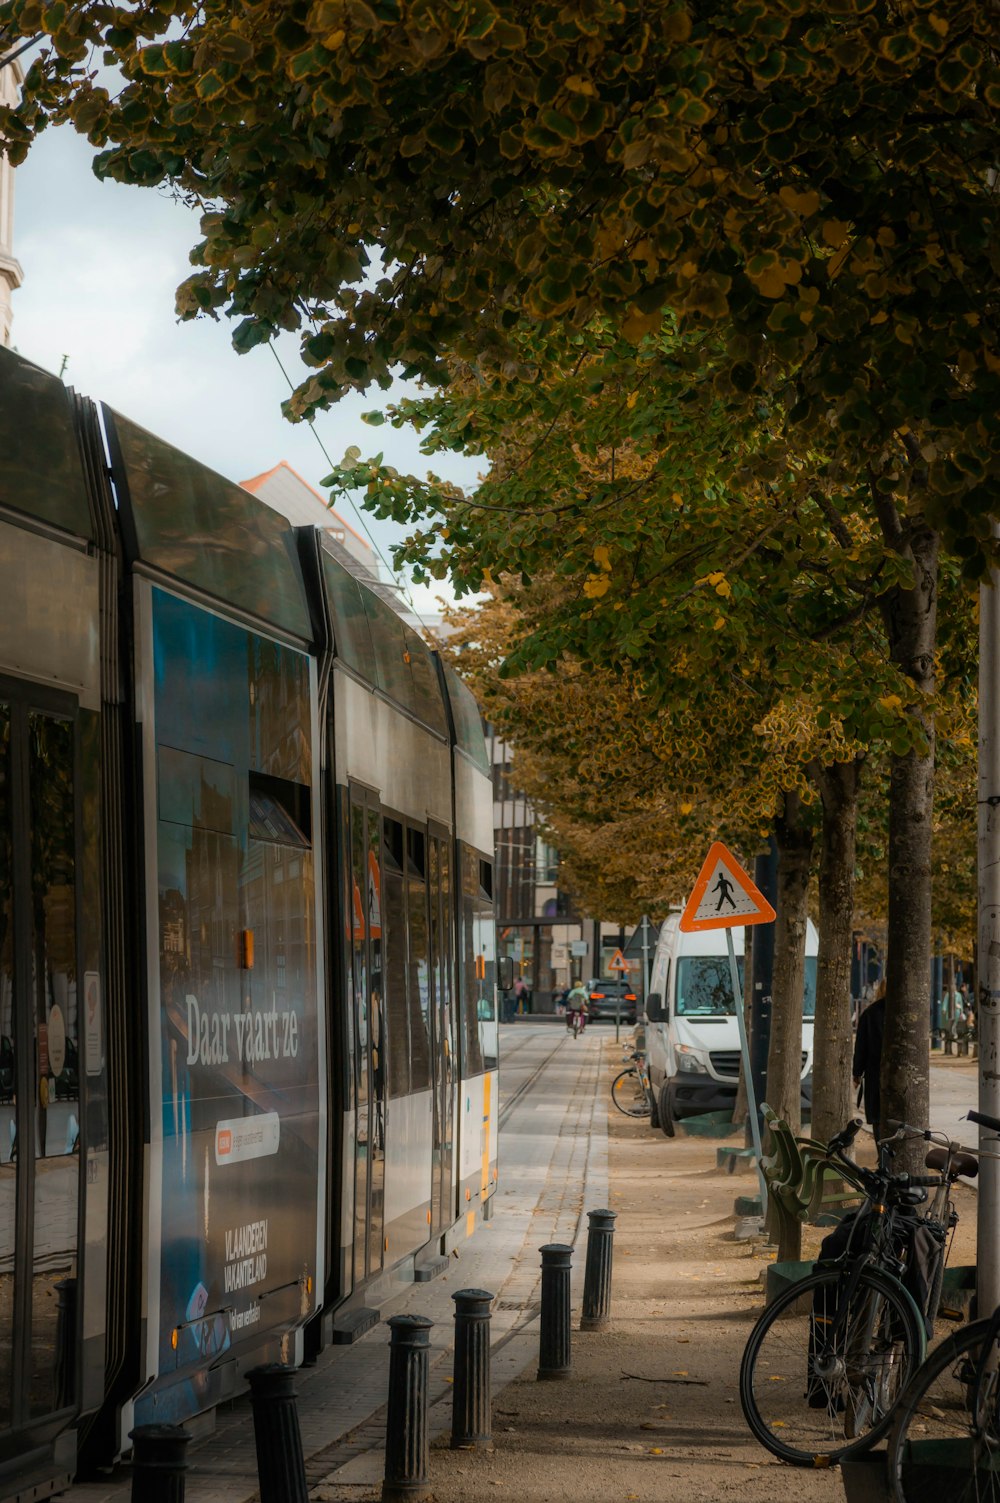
(498, 1030), (569, 1128)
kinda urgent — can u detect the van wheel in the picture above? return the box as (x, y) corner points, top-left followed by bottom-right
(649, 1085), (661, 1130)
(659, 1085), (675, 1139)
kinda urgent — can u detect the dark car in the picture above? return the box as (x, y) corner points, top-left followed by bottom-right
(585, 977), (638, 1023)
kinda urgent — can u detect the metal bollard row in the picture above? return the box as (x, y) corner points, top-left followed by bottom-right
(211, 1217), (613, 1499)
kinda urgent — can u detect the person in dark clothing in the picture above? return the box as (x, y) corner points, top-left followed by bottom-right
(853, 979), (886, 1141)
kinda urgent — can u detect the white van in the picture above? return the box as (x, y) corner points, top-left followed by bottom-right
(644, 909), (818, 1135)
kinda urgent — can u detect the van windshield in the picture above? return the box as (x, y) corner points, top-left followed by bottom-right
(675, 956), (817, 1017)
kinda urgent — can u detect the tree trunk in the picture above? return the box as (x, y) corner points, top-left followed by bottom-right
(767, 792), (814, 1261)
(878, 518), (938, 1174)
(810, 757), (863, 1149)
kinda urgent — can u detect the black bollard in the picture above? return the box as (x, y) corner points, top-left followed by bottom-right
(129, 1424), (190, 1503)
(580, 1209), (617, 1332)
(450, 1289), (493, 1449)
(537, 1243), (573, 1381)
(247, 1363), (308, 1503)
(383, 1314), (434, 1502)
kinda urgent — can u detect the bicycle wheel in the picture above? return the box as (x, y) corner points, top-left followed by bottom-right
(611, 1068), (650, 1118)
(888, 1316), (1000, 1503)
(740, 1264), (925, 1466)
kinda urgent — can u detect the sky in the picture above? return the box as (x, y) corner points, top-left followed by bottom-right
(10, 120), (483, 616)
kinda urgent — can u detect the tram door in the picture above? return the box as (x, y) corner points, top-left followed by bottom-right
(428, 833), (456, 1236)
(349, 789), (385, 1286)
(0, 691), (82, 1447)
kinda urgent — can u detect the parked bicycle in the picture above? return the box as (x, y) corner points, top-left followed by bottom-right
(611, 1051), (655, 1119)
(886, 1106), (999, 1503)
(740, 1115), (974, 1467)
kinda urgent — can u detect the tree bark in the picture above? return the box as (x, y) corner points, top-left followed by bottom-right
(767, 792), (814, 1135)
(767, 792), (814, 1261)
(809, 757), (863, 1149)
(878, 516), (938, 1174)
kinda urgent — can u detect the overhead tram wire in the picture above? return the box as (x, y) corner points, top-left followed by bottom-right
(268, 340), (436, 634)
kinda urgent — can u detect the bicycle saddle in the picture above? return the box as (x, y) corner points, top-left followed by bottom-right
(925, 1145), (979, 1178)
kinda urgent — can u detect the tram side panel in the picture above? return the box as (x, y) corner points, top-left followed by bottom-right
(0, 347), (112, 1495)
(97, 385), (334, 1433)
(331, 667), (452, 1278)
(128, 579), (325, 1426)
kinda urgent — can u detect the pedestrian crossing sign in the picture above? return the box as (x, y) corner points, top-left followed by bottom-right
(607, 949), (630, 973)
(679, 841), (776, 932)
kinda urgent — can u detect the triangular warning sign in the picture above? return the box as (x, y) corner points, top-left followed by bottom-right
(679, 842), (776, 933)
(607, 948), (630, 973)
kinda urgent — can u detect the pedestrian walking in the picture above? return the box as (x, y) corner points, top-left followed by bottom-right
(853, 978), (886, 1141)
(513, 976), (529, 1017)
(941, 979), (964, 1054)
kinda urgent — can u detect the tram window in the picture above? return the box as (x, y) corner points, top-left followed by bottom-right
(405, 827), (432, 1093)
(157, 746), (235, 834)
(322, 552), (377, 686)
(444, 666), (491, 775)
(403, 628), (448, 739)
(248, 771), (311, 848)
(460, 848), (497, 1076)
(247, 636), (313, 786)
(364, 594), (414, 713)
(110, 411), (312, 640)
(382, 819), (410, 1098)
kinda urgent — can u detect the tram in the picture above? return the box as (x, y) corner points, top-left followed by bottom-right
(0, 345), (501, 1500)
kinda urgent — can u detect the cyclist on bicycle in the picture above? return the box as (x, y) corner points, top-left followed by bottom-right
(566, 979), (588, 1035)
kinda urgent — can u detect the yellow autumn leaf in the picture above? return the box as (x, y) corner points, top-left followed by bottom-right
(779, 185), (821, 217)
(593, 544), (612, 571)
(583, 575), (611, 599)
(626, 390), (639, 409)
(880, 694), (903, 712)
(680, 802), (693, 815)
(822, 219), (850, 249)
(713, 615), (726, 630)
(749, 266), (789, 299)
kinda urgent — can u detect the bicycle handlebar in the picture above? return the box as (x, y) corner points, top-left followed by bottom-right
(826, 1117), (864, 1155)
(968, 1108), (1000, 1134)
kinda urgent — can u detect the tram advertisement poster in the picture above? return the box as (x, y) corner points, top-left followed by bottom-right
(146, 590), (321, 1418)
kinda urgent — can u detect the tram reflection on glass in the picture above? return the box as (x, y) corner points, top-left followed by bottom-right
(0, 345), (500, 1498)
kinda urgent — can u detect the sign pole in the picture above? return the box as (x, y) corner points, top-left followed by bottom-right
(727, 926), (768, 1217)
(679, 840), (775, 1219)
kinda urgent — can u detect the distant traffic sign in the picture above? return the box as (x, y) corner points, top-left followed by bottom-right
(679, 842), (776, 933)
(607, 948), (630, 973)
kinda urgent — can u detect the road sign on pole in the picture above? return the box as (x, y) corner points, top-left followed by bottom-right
(679, 841), (776, 933)
(680, 840), (777, 1218)
(607, 948), (630, 973)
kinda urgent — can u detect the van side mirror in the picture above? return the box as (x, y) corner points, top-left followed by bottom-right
(646, 991), (663, 1022)
(497, 956), (515, 991)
